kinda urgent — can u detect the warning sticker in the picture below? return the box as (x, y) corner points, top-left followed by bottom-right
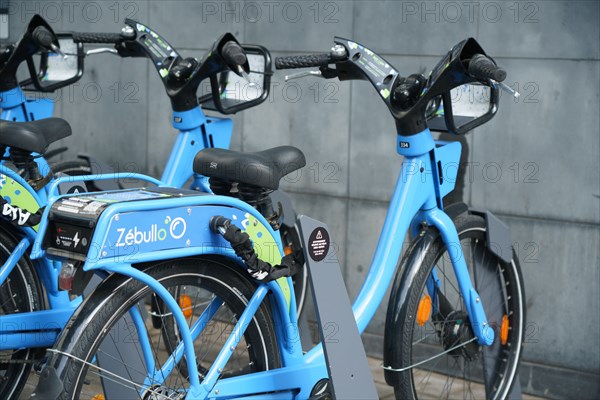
(308, 227), (330, 262)
(66, 185), (86, 195)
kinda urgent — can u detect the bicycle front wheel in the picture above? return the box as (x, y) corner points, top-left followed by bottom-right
(48, 259), (279, 400)
(392, 214), (525, 400)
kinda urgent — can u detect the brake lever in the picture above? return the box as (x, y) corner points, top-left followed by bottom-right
(490, 79), (520, 99)
(285, 70), (323, 82)
(50, 44), (67, 60)
(85, 48), (119, 56)
(235, 64), (256, 86)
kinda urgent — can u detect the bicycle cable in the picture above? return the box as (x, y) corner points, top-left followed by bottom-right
(380, 336), (478, 372)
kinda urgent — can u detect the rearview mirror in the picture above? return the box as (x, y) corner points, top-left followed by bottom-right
(23, 33), (84, 92)
(427, 82), (499, 135)
(199, 45), (272, 114)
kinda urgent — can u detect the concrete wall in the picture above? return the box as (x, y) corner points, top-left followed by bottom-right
(2, 1), (599, 398)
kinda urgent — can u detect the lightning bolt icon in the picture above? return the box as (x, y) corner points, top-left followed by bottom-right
(73, 232), (80, 248)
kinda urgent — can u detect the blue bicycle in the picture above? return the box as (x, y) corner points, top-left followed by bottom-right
(0, 16), (300, 400)
(0, 14), (308, 316)
(32, 36), (525, 399)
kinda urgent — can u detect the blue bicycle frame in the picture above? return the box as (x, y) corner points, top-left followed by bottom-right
(29, 125), (493, 399)
(1, 82), (231, 352)
(0, 85), (233, 190)
(0, 169), (163, 351)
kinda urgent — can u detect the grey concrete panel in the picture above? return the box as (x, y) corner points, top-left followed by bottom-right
(245, 0), (354, 52)
(470, 58), (600, 224)
(1, 1), (149, 46)
(57, 0), (149, 33)
(347, 202), (600, 373)
(345, 198), (411, 335)
(243, 67), (351, 197)
(478, 1), (600, 60)
(148, 1), (243, 49)
(503, 215), (600, 372)
(3, 1), (29, 43)
(56, 54), (149, 172)
(146, 71), (175, 177)
(353, 0), (478, 56)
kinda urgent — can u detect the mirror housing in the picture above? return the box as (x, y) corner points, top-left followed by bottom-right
(428, 83), (499, 135)
(199, 44), (272, 114)
(22, 33), (84, 92)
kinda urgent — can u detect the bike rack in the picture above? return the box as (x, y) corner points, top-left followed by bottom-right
(297, 215), (378, 399)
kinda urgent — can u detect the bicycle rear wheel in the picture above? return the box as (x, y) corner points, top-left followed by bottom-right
(0, 229), (44, 400)
(48, 259), (279, 399)
(390, 214), (525, 400)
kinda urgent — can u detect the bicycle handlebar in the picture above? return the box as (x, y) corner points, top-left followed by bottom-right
(275, 53), (332, 69)
(467, 54), (506, 82)
(31, 26), (56, 50)
(221, 41), (247, 67)
(72, 32), (123, 44)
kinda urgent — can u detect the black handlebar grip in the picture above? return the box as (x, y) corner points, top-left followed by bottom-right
(468, 54), (507, 82)
(221, 41), (247, 66)
(275, 53), (331, 69)
(32, 26), (55, 49)
(72, 32), (123, 44)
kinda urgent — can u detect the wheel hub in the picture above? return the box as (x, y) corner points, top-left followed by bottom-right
(441, 311), (480, 361)
(142, 385), (186, 400)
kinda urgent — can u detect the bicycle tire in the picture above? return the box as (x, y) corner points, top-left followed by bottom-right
(51, 159), (105, 192)
(0, 228), (44, 400)
(51, 159), (92, 176)
(48, 259), (279, 399)
(390, 214), (525, 400)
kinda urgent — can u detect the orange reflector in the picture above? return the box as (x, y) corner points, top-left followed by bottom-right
(500, 314), (509, 345)
(416, 294), (432, 327)
(284, 246), (293, 256)
(179, 294), (193, 318)
(91, 395), (105, 400)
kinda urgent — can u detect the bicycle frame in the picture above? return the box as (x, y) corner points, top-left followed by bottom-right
(0, 169), (164, 352)
(0, 86), (233, 189)
(32, 176), (298, 398)
(0, 85), (232, 350)
(161, 107), (232, 191)
(186, 129), (494, 398)
(29, 126), (494, 399)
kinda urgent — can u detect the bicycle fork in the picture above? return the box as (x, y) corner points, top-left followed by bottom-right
(422, 208), (495, 346)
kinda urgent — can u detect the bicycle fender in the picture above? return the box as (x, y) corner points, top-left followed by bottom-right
(443, 201), (468, 220)
(469, 208), (513, 264)
(383, 228), (439, 386)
